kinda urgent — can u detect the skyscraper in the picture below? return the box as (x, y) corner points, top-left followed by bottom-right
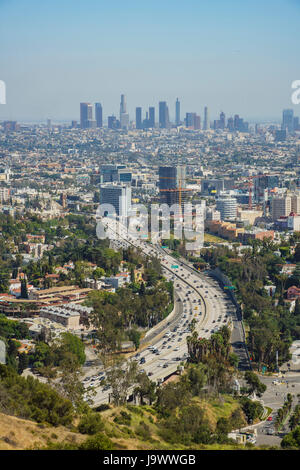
(185, 113), (200, 130)
(149, 107), (155, 128)
(136, 107), (142, 129)
(108, 115), (118, 129)
(219, 111), (225, 130)
(100, 183), (131, 219)
(203, 106), (209, 130)
(95, 103), (103, 128)
(120, 94), (129, 130)
(216, 196), (237, 220)
(175, 98), (180, 126)
(158, 166), (187, 206)
(282, 109), (294, 132)
(159, 101), (169, 129)
(120, 94), (127, 115)
(80, 103), (93, 129)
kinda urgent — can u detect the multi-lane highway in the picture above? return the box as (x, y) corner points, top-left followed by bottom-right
(84, 218), (237, 405)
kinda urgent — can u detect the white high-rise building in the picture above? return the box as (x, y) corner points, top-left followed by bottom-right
(291, 194), (300, 214)
(216, 196), (237, 220)
(100, 183), (131, 219)
(271, 196), (291, 221)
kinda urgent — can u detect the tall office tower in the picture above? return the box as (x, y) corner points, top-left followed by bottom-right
(219, 111), (225, 130)
(185, 112), (195, 128)
(294, 117), (300, 131)
(186, 113), (200, 130)
(120, 113), (129, 129)
(159, 101), (170, 129)
(149, 107), (155, 128)
(194, 115), (201, 130)
(100, 183), (131, 219)
(120, 94), (127, 115)
(158, 166), (187, 206)
(175, 98), (180, 126)
(136, 107), (142, 129)
(108, 115), (118, 129)
(227, 117), (234, 131)
(254, 174), (279, 203)
(291, 194), (300, 214)
(203, 106), (209, 130)
(271, 196), (292, 221)
(80, 103), (93, 129)
(234, 114), (240, 130)
(282, 109), (294, 132)
(216, 196), (237, 220)
(95, 103), (103, 128)
(120, 94), (129, 129)
(100, 164), (132, 184)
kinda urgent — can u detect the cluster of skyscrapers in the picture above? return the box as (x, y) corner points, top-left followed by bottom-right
(79, 95), (268, 133)
(80, 102), (102, 129)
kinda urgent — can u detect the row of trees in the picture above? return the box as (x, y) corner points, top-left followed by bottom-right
(199, 241), (296, 370)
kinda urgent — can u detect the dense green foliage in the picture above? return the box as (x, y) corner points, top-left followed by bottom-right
(0, 364), (73, 426)
(78, 412), (104, 435)
(200, 240), (300, 370)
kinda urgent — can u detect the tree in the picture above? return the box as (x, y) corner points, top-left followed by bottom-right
(104, 359), (139, 406)
(156, 381), (190, 416)
(93, 267), (105, 280)
(127, 329), (141, 350)
(57, 332), (86, 366)
(18, 352), (29, 374)
(20, 278), (28, 299)
(244, 371), (267, 397)
(78, 412), (104, 435)
(230, 408), (246, 430)
(54, 352), (87, 410)
(134, 372), (156, 404)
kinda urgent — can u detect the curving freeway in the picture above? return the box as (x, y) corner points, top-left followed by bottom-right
(85, 218), (236, 405)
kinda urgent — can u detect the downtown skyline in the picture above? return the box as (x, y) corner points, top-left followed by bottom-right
(0, 0), (300, 122)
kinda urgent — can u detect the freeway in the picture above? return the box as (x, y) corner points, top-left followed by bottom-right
(85, 218), (236, 405)
(158, 247), (251, 371)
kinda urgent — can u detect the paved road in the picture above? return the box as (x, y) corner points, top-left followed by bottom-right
(84, 218), (238, 405)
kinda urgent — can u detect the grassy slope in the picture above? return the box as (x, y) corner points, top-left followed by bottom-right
(0, 413), (86, 450)
(0, 395), (248, 450)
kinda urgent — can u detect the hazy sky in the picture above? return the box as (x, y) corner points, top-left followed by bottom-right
(0, 0), (300, 122)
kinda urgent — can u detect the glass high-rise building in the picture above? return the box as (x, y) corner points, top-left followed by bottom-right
(95, 103), (103, 128)
(136, 107), (142, 129)
(282, 109), (294, 132)
(80, 103), (93, 129)
(175, 98), (180, 126)
(149, 107), (155, 128)
(120, 94), (129, 129)
(159, 101), (170, 129)
(100, 183), (131, 219)
(120, 94), (127, 115)
(216, 196), (237, 220)
(158, 166), (187, 206)
(220, 111), (225, 129)
(203, 106), (209, 130)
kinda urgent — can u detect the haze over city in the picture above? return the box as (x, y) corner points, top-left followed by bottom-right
(1, 0), (300, 122)
(3, 0), (300, 457)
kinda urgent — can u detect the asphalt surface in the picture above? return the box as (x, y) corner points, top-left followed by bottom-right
(84, 218), (240, 406)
